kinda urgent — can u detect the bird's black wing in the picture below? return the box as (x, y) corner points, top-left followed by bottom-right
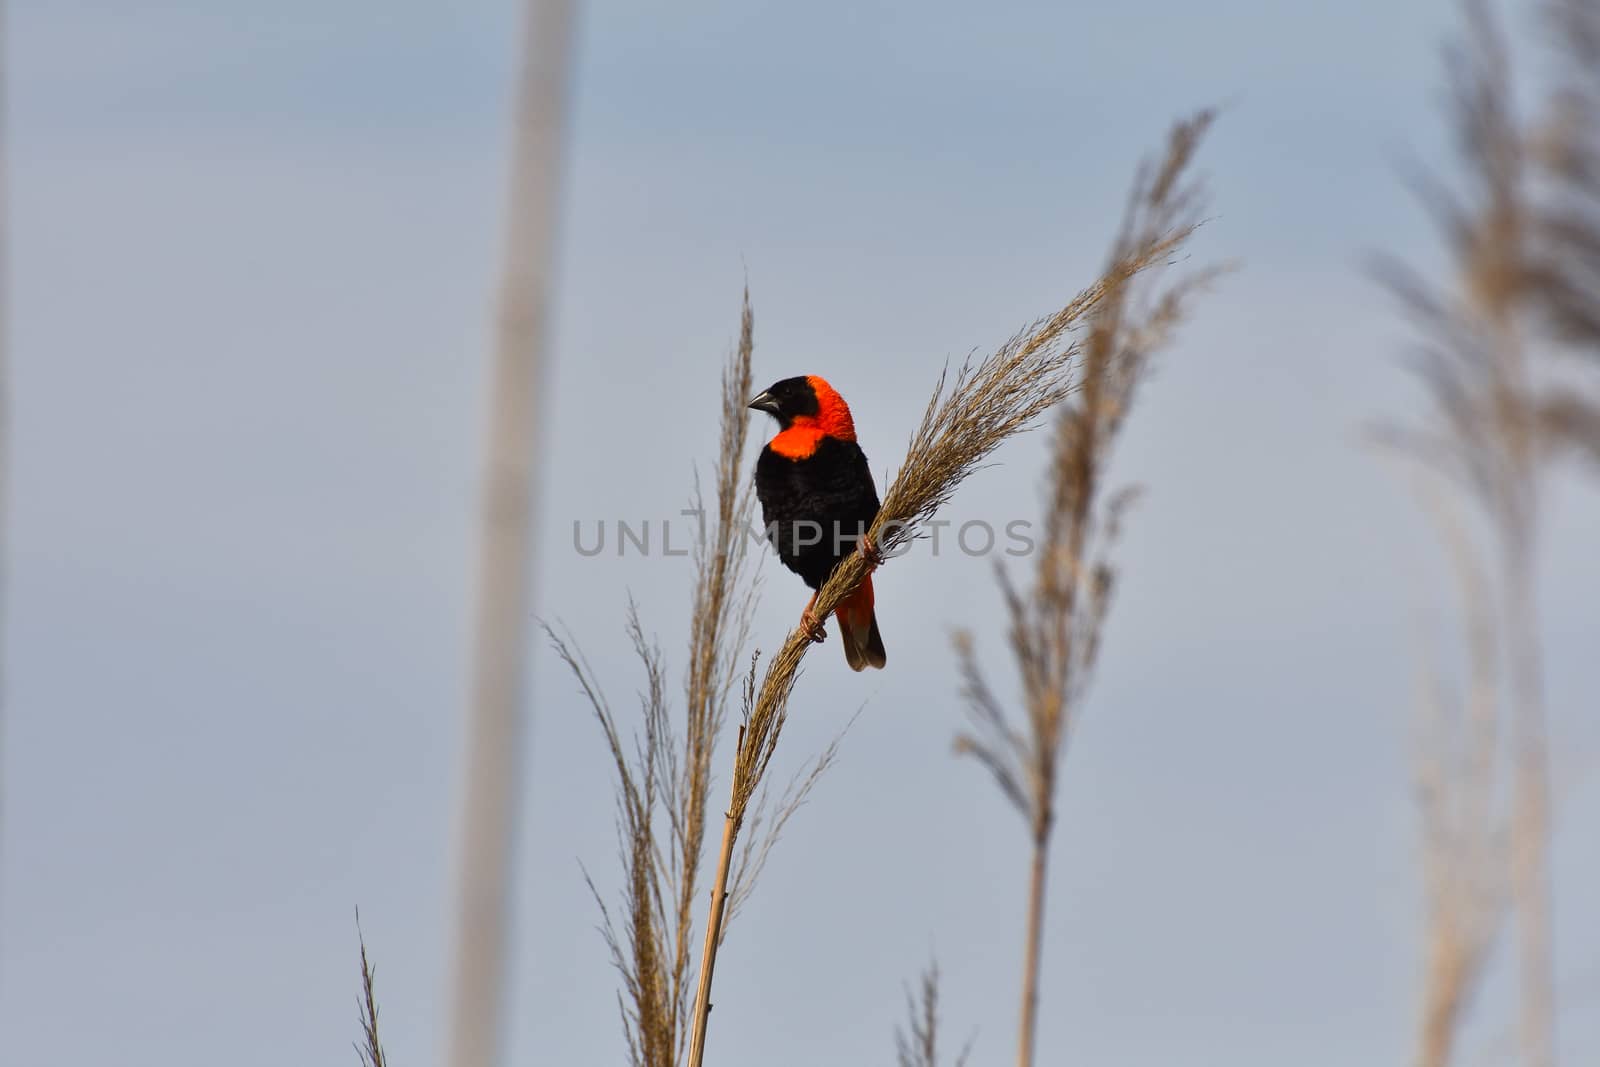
(755, 437), (881, 589)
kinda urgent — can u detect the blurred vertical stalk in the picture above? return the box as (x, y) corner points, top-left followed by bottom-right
(1499, 341), (1553, 1067)
(1508, 519), (1553, 1067)
(445, 2), (577, 1067)
(0, 0), (10, 913)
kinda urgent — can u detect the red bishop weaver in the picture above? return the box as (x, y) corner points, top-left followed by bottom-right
(749, 375), (887, 671)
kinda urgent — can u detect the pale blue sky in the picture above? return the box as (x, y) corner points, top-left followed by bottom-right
(4, 1), (1599, 1065)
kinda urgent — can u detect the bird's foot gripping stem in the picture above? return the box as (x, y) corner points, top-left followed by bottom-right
(860, 531), (883, 570)
(800, 592), (828, 644)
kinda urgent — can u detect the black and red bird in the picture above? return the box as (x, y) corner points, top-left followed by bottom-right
(749, 375), (887, 671)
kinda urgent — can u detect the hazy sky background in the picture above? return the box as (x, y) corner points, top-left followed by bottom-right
(4, 1), (1598, 1065)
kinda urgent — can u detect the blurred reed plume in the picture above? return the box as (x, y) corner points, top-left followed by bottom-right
(1376, 1), (1600, 1065)
(946, 110), (1218, 1067)
(894, 960), (971, 1067)
(684, 117), (1215, 1067)
(1532, 0), (1600, 357)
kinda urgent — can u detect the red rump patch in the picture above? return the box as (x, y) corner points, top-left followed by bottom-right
(769, 375), (857, 459)
(835, 572), (874, 629)
(835, 573), (884, 670)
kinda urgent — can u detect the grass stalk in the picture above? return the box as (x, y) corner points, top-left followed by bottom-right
(551, 293), (765, 1066)
(685, 726), (742, 1066)
(356, 913), (389, 1067)
(951, 111), (1219, 1067)
(1016, 834), (1049, 1067)
(895, 958), (971, 1067)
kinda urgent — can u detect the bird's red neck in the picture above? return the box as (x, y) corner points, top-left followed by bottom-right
(769, 376), (856, 458)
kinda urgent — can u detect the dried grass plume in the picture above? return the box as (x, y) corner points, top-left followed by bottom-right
(950, 110), (1219, 1067)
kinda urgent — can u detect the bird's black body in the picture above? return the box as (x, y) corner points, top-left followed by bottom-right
(755, 436), (880, 589)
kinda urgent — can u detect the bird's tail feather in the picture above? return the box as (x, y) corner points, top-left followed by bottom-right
(836, 574), (887, 672)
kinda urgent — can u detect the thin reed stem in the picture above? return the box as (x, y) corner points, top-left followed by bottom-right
(686, 726), (743, 1067)
(1017, 834), (1050, 1067)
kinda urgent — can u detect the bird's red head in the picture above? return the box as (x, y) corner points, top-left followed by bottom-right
(748, 375), (857, 458)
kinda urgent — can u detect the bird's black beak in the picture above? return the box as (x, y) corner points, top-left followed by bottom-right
(747, 390), (782, 417)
